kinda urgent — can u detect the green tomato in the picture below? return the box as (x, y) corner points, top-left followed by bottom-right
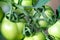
(24, 36), (34, 40)
(33, 32), (46, 40)
(16, 22), (25, 40)
(42, 5), (54, 18)
(44, 9), (54, 18)
(38, 20), (48, 28)
(14, 0), (18, 4)
(0, 8), (4, 22)
(48, 20), (60, 38)
(24, 32), (46, 40)
(21, 0), (32, 6)
(1, 17), (18, 40)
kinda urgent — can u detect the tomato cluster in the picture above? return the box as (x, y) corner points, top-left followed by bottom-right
(0, 0), (60, 40)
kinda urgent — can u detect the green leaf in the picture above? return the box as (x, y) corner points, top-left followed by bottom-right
(34, 0), (50, 8)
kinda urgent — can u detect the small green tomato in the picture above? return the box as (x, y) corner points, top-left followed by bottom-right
(21, 0), (32, 6)
(44, 10), (54, 18)
(38, 20), (48, 28)
(33, 32), (46, 40)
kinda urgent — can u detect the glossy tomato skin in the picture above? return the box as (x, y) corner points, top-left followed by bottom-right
(33, 32), (46, 40)
(48, 20), (60, 38)
(1, 17), (18, 40)
(16, 22), (25, 40)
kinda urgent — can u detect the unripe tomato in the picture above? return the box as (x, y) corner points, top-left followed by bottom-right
(24, 36), (34, 40)
(14, 0), (18, 4)
(24, 32), (46, 40)
(38, 20), (48, 28)
(33, 32), (46, 40)
(21, 0), (32, 6)
(1, 17), (18, 40)
(44, 9), (54, 18)
(39, 14), (48, 28)
(48, 20), (60, 38)
(16, 22), (25, 40)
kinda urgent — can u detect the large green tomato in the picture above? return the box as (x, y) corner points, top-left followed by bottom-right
(33, 32), (46, 40)
(21, 0), (32, 6)
(48, 20), (60, 38)
(16, 22), (25, 40)
(24, 36), (34, 40)
(1, 17), (18, 40)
